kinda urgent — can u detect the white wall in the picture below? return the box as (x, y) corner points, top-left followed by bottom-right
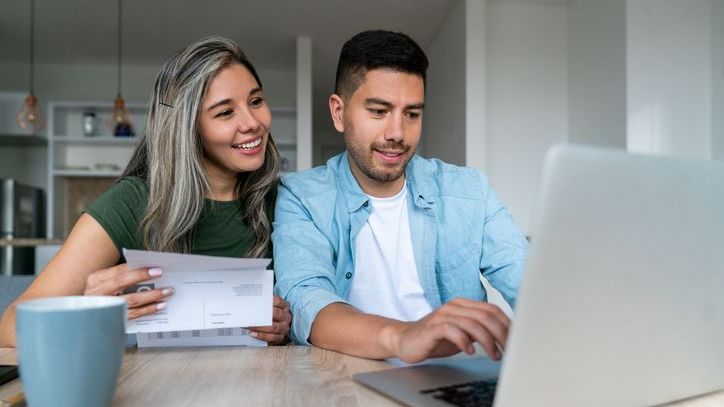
(421, 0), (467, 165)
(0, 62), (158, 104)
(0, 62), (296, 107)
(296, 37), (313, 171)
(568, 0), (627, 149)
(466, 0), (487, 172)
(627, 0), (713, 159)
(0, 147), (46, 189)
(714, 0), (724, 161)
(485, 1), (569, 234)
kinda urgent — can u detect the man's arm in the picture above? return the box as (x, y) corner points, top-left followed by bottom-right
(272, 179), (349, 345)
(310, 299), (510, 363)
(478, 174), (528, 308)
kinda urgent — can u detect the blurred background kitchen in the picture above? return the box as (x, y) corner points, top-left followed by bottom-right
(0, 0), (722, 277)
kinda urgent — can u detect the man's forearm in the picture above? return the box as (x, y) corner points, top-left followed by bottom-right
(309, 303), (407, 359)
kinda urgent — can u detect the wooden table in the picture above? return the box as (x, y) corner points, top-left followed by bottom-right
(0, 346), (398, 406)
(1, 347), (723, 406)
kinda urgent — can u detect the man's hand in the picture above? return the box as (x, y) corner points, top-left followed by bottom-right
(84, 264), (174, 320)
(386, 298), (510, 363)
(248, 296), (292, 345)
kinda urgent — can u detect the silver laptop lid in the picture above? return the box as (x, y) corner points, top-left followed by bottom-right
(496, 145), (724, 407)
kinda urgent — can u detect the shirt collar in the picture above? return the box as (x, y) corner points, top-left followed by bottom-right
(337, 152), (435, 213)
(406, 155), (435, 208)
(337, 152), (369, 213)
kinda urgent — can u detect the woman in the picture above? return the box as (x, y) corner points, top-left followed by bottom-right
(0, 37), (291, 347)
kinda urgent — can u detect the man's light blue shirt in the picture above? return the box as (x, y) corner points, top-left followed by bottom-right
(272, 153), (527, 344)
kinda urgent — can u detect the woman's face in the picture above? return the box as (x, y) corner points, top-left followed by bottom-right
(198, 63), (271, 178)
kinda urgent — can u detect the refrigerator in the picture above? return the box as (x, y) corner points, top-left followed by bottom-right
(1, 179), (45, 275)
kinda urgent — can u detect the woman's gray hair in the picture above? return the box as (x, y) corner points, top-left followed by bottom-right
(122, 36), (280, 257)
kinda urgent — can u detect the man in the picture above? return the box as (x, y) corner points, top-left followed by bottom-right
(272, 30), (527, 363)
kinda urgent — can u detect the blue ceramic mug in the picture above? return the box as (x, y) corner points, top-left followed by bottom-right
(16, 296), (127, 407)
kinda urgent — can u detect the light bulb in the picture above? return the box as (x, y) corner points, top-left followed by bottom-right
(109, 94), (134, 137)
(16, 94), (44, 132)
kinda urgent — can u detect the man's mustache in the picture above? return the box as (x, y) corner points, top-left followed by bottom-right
(371, 142), (408, 153)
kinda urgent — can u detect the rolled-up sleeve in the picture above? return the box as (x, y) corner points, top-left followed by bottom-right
(478, 173), (528, 308)
(272, 181), (349, 345)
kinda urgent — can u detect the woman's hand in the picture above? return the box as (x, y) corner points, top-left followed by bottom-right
(83, 263), (174, 320)
(249, 295), (292, 345)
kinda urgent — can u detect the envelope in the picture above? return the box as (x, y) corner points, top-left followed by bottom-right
(123, 249), (273, 334)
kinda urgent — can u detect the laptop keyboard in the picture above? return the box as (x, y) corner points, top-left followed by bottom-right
(420, 379), (498, 407)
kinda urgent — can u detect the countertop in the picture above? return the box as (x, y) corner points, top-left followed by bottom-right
(0, 238), (63, 247)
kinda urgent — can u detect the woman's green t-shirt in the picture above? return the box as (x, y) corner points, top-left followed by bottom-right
(85, 176), (273, 259)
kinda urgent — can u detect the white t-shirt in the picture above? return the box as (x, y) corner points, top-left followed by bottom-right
(348, 183), (434, 321)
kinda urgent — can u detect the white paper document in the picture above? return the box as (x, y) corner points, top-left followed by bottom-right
(136, 327), (265, 347)
(123, 249), (273, 344)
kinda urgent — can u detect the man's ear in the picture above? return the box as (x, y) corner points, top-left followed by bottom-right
(329, 94), (345, 133)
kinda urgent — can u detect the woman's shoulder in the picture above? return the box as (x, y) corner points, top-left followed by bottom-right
(115, 176), (149, 195)
(84, 176), (148, 253)
(88, 176), (149, 214)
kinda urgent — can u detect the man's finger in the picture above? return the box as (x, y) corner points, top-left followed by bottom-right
(251, 331), (284, 344)
(440, 315), (500, 359)
(431, 322), (475, 355)
(441, 306), (508, 349)
(273, 296), (288, 307)
(447, 298), (511, 329)
(249, 325), (275, 334)
(250, 322), (288, 334)
(273, 306), (291, 323)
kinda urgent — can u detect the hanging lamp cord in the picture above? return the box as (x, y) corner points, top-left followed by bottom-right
(117, 0), (123, 97)
(29, 0), (35, 94)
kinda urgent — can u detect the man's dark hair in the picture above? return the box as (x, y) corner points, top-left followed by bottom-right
(334, 30), (429, 100)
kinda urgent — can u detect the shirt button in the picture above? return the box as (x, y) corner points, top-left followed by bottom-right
(345, 272), (352, 279)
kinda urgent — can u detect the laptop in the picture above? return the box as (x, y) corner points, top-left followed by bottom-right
(353, 145), (724, 407)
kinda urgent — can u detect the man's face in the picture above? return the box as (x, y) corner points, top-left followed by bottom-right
(331, 69), (424, 191)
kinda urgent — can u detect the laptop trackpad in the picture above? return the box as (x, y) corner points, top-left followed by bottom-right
(354, 357), (501, 406)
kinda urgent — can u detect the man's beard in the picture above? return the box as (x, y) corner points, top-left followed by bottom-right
(345, 125), (415, 183)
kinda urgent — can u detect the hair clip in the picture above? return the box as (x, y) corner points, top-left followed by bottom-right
(159, 102), (174, 108)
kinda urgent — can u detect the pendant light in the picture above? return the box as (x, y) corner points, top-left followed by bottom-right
(109, 0), (134, 137)
(16, 0), (44, 132)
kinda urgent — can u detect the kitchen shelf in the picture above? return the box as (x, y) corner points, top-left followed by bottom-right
(46, 101), (147, 238)
(52, 136), (139, 146)
(0, 134), (47, 147)
(0, 238), (63, 247)
(53, 169), (123, 177)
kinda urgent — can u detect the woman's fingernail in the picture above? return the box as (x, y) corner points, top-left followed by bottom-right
(249, 331), (258, 338)
(162, 288), (174, 296)
(156, 302), (167, 310)
(149, 268), (163, 277)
